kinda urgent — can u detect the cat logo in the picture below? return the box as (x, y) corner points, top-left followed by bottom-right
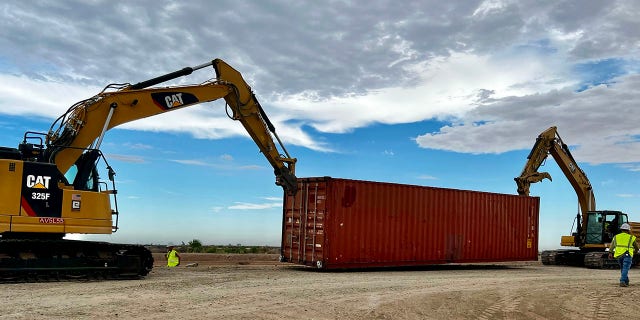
(165, 93), (184, 108)
(26, 175), (51, 189)
(151, 92), (199, 111)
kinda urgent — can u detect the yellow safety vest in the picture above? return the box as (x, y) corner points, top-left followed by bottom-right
(166, 249), (180, 267)
(613, 233), (636, 258)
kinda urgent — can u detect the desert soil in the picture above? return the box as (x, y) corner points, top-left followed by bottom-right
(1, 253), (640, 320)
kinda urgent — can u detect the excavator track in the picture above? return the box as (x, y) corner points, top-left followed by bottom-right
(0, 239), (153, 282)
(583, 251), (619, 269)
(542, 250), (620, 269)
(540, 250), (584, 266)
(540, 250), (559, 265)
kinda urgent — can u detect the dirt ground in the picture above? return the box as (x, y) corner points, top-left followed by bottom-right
(2, 253), (640, 320)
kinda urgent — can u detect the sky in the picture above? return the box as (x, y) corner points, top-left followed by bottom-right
(0, 0), (639, 250)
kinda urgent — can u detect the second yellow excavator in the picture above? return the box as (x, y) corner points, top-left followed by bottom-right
(516, 126), (635, 268)
(0, 58), (297, 280)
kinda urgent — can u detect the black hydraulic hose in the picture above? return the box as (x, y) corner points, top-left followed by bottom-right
(128, 61), (214, 90)
(128, 67), (194, 90)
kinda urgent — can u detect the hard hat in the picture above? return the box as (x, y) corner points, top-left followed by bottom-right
(621, 223), (631, 231)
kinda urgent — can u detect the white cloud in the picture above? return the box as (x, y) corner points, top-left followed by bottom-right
(124, 142), (153, 150)
(414, 74), (640, 164)
(170, 159), (210, 166)
(170, 158), (265, 171)
(619, 164), (640, 172)
(228, 202), (282, 210)
(210, 206), (224, 213)
(108, 154), (146, 163)
(0, 74), (100, 118)
(273, 50), (574, 135)
(1, 0), (639, 164)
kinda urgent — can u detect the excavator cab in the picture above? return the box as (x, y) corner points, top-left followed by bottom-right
(585, 211), (628, 245)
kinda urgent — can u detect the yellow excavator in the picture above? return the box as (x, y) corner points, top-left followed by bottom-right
(515, 126), (634, 268)
(0, 58), (297, 280)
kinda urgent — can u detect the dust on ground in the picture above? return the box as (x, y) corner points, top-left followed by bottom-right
(1, 253), (639, 320)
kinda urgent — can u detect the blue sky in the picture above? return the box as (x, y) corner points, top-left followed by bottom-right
(1, 1), (639, 250)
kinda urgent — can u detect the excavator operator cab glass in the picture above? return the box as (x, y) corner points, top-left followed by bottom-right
(63, 150), (101, 192)
(64, 164), (99, 191)
(586, 211), (628, 244)
(606, 213), (625, 230)
(586, 213), (604, 244)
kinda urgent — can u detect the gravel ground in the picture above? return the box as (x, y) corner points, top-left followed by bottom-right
(1, 253), (639, 320)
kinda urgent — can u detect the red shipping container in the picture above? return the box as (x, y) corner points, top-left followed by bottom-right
(280, 177), (539, 269)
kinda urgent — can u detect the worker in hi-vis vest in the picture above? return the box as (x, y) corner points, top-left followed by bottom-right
(608, 223), (639, 287)
(165, 245), (181, 267)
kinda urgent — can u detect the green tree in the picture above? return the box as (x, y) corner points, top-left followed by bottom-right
(188, 239), (203, 253)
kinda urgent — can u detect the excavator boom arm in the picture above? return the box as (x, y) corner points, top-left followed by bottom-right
(515, 126), (595, 216)
(45, 59), (297, 194)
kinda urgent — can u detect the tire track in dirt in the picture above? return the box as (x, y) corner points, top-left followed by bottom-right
(585, 288), (613, 320)
(477, 289), (521, 320)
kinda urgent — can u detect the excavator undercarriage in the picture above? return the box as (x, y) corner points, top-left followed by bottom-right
(0, 236), (153, 282)
(540, 250), (621, 269)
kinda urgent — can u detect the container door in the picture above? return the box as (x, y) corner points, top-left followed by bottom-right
(282, 180), (326, 268)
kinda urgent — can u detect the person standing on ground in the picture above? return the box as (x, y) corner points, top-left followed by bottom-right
(166, 245), (181, 267)
(608, 223), (639, 287)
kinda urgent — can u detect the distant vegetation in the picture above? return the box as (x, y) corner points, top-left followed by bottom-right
(146, 239), (279, 254)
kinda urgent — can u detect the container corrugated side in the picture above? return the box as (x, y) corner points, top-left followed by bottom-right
(281, 177), (539, 269)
